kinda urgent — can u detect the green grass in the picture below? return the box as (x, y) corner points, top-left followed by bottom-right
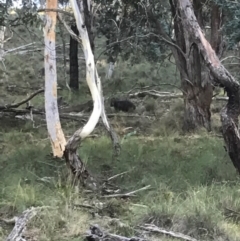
(1, 121), (240, 241)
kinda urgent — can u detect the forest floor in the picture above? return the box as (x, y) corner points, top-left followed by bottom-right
(1, 24), (240, 241)
(1, 94), (240, 241)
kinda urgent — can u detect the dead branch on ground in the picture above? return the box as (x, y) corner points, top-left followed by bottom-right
(128, 90), (228, 101)
(103, 185), (151, 198)
(86, 224), (147, 241)
(107, 170), (131, 181)
(5, 206), (47, 241)
(1, 89), (44, 110)
(129, 90), (182, 99)
(1, 108), (157, 123)
(126, 83), (185, 95)
(138, 224), (198, 241)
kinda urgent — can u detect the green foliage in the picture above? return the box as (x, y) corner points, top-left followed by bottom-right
(0, 1), (42, 28)
(94, 0), (171, 63)
(214, 0), (240, 47)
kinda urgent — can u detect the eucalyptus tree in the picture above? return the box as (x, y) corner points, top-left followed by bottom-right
(215, 0), (240, 48)
(44, 0), (67, 157)
(94, 0), (226, 132)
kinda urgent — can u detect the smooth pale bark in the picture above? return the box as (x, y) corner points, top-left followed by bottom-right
(44, 0), (66, 157)
(64, 0), (102, 187)
(0, 26), (5, 61)
(105, 62), (115, 80)
(0, 26), (6, 81)
(83, 0), (120, 155)
(68, 0), (101, 141)
(178, 0), (240, 173)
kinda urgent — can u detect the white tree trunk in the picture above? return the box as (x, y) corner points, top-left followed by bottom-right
(44, 0), (66, 157)
(63, 0), (120, 186)
(68, 0), (102, 142)
(105, 61), (115, 80)
(0, 26), (5, 62)
(63, 0), (102, 187)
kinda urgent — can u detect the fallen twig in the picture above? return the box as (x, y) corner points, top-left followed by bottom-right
(138, 224), (198, 241)
(129, 90), (182, 99)
(0, 217), (17, 224)
(0, 89), (44, 110)
(1, 108), (155, 122)
(4, 43), (35, 55)
(86, 224), (147, 241)
(107, 170), (131, 181)
(72, 203), (96, 209)
(126, 84), (184, 95)
(103, 185), (151, 198)
(1, 108), (87, 122)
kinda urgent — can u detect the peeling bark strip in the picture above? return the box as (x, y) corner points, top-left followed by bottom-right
(44, 0), (66, 157)
(178, 0), (240, 173)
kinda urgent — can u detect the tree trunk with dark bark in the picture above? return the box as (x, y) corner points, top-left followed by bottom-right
(69, 24), (79, 90)
(82, 0), (95, 53)
(193, 0), (205, 28)
(170, 0), (213, 132)
(178, 0), (240, 174)
(210, 2), (224, 58)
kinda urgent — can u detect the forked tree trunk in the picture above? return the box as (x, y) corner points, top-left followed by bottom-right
(44, 0), (66, 157)
(64, 0), (120, 188)
(64, 0), (102, 188)
(178, 0), (240, 173)
(69, 24), (79, 90)
(82, 0), (120, 156)
(170, 0), (213, 132)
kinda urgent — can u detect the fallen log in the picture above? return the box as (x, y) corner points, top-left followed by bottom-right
(5, 206), (46, 241)
(128, 90), (228, 101)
